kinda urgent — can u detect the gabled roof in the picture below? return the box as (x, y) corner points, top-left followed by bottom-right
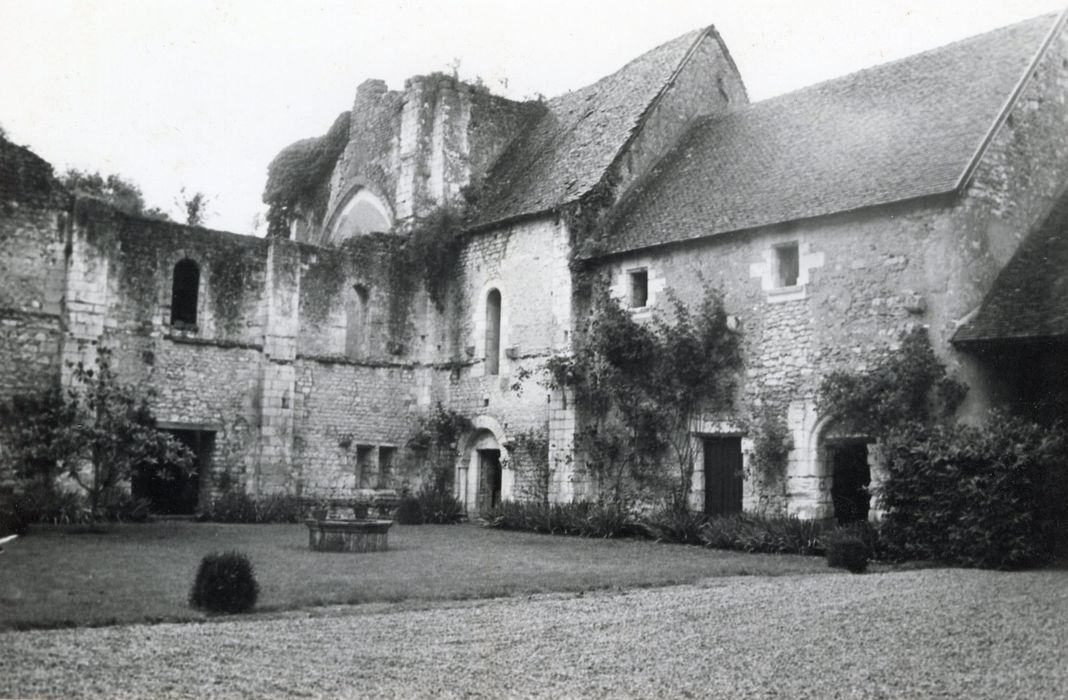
(470, 27), (711, 229)
(600, 14), (1058, 256)
(953, 190), (1068, 344)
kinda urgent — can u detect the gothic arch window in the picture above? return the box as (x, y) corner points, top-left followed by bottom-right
(484, 289), (501, 375)
(331, 188), (392, 243)
(345, 284), (370, 358)
(170, 259), (200, 327)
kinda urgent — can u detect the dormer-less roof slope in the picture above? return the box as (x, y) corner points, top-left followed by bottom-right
(954, 191), (1068, 344)
(471, 27), (709, 229)
(602, 14), (1058, 256)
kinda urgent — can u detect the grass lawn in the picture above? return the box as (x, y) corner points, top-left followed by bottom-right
(0, 521), (830, 630)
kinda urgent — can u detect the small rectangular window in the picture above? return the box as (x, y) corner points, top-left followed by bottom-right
(356, 444), (374, 489)
(629, 269), (648, 308)
(377, 447), (396, 489)
(776, 243), (799, 288)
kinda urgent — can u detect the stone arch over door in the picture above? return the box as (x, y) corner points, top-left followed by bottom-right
(456, 415), (511, 513)
(796, 406), (883, 523)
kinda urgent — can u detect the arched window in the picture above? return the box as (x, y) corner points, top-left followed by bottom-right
(331, 189), (392, 243)
(170, 259), (200, 327)
(345, 284), (370, 358)
(484, 289), (501, 375)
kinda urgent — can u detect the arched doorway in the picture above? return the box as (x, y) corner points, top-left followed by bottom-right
(457, 417), (510, 514)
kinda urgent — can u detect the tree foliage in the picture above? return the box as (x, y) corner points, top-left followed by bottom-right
(59, 168), (169, 220)
(405, 204), (466, 309)
(0, 349), (194, 516)
(552, 286), (743, 509)
(177, 187), (212, 226)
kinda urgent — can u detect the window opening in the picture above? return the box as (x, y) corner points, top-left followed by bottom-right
(776, 243), (800, 288)
(356, 444), (375, 489)
(377, 446), (396, 489)
(345, 284), (370, 358)
(629, 269), (649, 308)
(485, 289), (501, 375)
(170, 259), (200, 327)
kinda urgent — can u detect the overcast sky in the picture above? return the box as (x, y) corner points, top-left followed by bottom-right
(0, 0), (1063, 233)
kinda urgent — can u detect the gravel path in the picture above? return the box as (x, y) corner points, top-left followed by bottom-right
(2, 568), (1065, 699)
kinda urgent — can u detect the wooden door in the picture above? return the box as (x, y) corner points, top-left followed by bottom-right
(831, 443), (871, 524)
(704, 437), (743, 516)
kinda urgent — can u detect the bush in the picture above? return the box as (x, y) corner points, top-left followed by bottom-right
(879, 416), (1068, 569)
(394, 488), (465, 525)
(201, 492), (305, 523)
(189, 551), (259, 614)
(699, 514), (828, 555)
(482, 500), (641, 538)
(825, 531), (869, 573)
(8, 484), (91, 526)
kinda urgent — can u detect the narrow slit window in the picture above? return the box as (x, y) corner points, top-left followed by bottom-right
(629, 269), (648, 308)
(776, 243), (800, 288)
(485, 289), (501, 375)
(345, 284), (370, 358)
(170, 259), (200, 327)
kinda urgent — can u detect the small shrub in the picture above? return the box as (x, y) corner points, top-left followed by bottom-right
(189, 551), (260, 614)
(416, 488), (464, 524)
(394, 495), (423, 524)
(10, 485), (90, 526)
(825, 531), (870, 573)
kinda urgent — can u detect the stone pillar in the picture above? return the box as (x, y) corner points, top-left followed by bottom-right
(60, 202), (113, 386)
(784, 399), (833, 520)
(867, 443), (888, 522)
(254, 238), (300, 495)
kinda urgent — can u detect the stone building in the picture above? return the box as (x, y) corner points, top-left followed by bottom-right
(1, 13), (1066, 520)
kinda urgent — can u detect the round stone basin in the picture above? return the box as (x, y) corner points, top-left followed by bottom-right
(305, 518), (393, 553)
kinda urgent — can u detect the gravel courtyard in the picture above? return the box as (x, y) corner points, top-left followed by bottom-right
(2, 568), (1065, 699)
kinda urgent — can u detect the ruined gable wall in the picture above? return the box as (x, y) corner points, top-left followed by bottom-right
(317, 77), (534, 245)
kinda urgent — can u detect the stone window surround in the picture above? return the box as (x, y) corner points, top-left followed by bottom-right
(749, 235), (825, 303)
(166, 254), (203, 332)
(610, 257), (666, 316)
(472, 279), (510, 378)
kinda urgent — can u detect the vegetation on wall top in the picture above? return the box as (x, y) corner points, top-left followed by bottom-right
(264, 111), (351, 237)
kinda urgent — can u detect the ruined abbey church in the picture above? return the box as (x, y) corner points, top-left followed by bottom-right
(2, 14), (1067, 520)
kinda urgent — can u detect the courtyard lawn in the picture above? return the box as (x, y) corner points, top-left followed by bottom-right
(0, 522), (830, 630)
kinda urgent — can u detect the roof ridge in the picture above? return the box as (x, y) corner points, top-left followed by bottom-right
(546, 26), (707, 104)
(744, 12), (1058, 109)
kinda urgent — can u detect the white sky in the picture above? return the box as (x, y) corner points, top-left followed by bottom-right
(0, 0), (1064, 234)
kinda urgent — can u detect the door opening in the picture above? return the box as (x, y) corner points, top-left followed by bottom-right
(830, 442), (870, 524)
(132, 429), (211, 515)
(478, 449), (502, 513)
(704, 436), (743, 516)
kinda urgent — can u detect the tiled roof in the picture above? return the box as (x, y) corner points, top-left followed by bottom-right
(470, 28), (708, 229)
(600, 14), (1057, 256)
(953, 191), (1068, 343)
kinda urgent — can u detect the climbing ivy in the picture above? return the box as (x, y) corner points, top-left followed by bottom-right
(404, 203), (467, 310)
(817, 327), (966, 437)
(550, 284), (743, 510)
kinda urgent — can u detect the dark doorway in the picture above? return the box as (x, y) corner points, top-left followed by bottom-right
(133, 430), (211, 514)
(830, 442), (871, 525)
(478, 449), (502, 512)
(704, 437), (743, 516)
